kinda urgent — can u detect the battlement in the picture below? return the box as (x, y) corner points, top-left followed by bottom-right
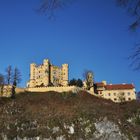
(26, 86), (81, 93)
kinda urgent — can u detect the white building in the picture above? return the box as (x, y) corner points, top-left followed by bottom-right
(94, 81), (136, 102)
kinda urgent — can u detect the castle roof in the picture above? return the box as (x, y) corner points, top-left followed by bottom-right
(105, 84), (134, 90)
(95, 82), (134, 90)
(95, 82), (104, 87)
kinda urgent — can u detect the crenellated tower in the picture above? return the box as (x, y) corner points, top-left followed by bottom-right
(27, 59), (69, 87)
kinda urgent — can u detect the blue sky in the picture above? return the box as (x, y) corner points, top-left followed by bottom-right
(0, 0), (140, 91)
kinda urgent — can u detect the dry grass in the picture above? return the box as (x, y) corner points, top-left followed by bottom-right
(0, 91), (140, 138)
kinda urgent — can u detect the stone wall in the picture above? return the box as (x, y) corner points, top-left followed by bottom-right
(0, 86), (25, 97)
(26, 86), (82, 93)
(15, 88), (25, 94)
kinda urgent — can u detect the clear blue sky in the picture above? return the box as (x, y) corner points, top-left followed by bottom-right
(0, 0), (139, 91)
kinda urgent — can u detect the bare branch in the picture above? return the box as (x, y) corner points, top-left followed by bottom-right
(13, 67), (21, 84)
(5, 65), (12, 85)
(117, 0), (130, 7)
(129, 46), (140, 70)
(117, 0), (140, 30)
(117, 0), (140, 70)
(38, 0), (74, 18)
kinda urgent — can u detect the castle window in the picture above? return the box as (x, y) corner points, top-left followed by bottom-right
(113, 93), (116, 96)
(128, 98), (131, 101)
(128, 92), (130, 96)
(114, 98), (117, 101)
(108, 93), (111, 96)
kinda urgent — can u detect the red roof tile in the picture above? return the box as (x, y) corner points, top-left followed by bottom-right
(95, 82), (105, 87)
(105, 84), (134, 90)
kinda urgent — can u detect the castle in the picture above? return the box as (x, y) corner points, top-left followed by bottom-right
(27, 59), (68, 88)
(26, 58), (136, 102)
(94, 81), (136, 102)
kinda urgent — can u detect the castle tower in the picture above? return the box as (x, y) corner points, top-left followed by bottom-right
(29, 63), (36, 87)
(43, 59), (50, 86)
(62, 64), (69, 86)
(88, 72), (94, 93)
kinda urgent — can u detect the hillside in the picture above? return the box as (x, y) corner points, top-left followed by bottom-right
(0, 91), (140, 140)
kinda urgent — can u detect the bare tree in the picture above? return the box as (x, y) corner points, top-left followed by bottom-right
(83, 70), (94, 90)
(129, 45), (140, 70)
(11, 67), (21, 99)
(116, 0), (140, 70)
(117, 0), (140, 31)
(12, 67), (21, 84)
(38, 0), (73, 18)
(5, 65), (12, 85)
(0, 74), (5, 96)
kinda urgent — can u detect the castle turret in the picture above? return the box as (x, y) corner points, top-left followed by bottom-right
(29, 63), (36, 87)
(62, 64), (69, 86)
(30, 63), (36, 80)
(43, 59), (50, 86)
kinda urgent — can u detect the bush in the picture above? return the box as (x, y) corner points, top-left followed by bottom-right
(69, 78), (83, 87)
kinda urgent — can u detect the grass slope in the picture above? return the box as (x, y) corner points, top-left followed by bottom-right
(0, 91), (140, 139)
